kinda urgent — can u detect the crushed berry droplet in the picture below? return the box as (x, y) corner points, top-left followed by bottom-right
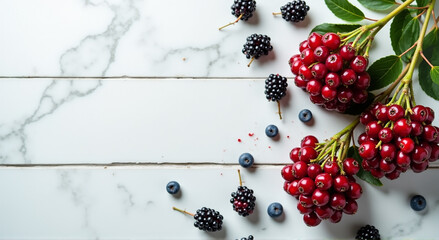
(238, 139), (242, 143)
(249, 133), (254, 137)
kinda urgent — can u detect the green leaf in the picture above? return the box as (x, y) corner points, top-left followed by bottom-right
(416, 0), (429, 7)
(430, 66), (439, 86)
(419, 46), (439, 100)
(368, 55), (403, 90)
(423, 28), (439, 50)
(311, 23), (362, 35)
(324, 0), (365, 22)
(399, 17), (420, 62)
(358, 0), (396, 10)
(344, 93), (375, 115)
(348, 146), (383, 186)
(390, 9), (411, 55)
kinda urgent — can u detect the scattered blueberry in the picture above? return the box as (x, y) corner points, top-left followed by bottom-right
(299, 109), (313, 122)
(410, 195), (427, 211)
(265, 124), (279, 138)
(166, 181), (180, 194)
(239, 153), (254, 168)
(267, 202), (283, 217)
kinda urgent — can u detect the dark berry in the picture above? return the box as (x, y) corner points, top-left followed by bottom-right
(265, 124), (279, 138)
(410, 195), (427, 211)
(243, 34), (273, 63)
(299, 109), (313, 122)
(279, 0), (310, 22)
(265, 74), (288, 101)
(193, 207), (224, 232)
(237, 235), (254, 240)
(166, 181), (180, 194)
(355, 225), (381, 240)
(239, 153), (254, 168)
(231, 0), (257, 21)
(267, 202), (283, 217)
(231, 186), (256, 217)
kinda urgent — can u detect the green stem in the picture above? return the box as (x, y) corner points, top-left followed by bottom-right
(365, 0), (416, 30)
(363, 25), (384, 57)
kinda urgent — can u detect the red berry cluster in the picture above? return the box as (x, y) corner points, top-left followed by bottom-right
(289, 32), (370, 112)
(358, 104), (439, 179)
(281, 135), (362, 227)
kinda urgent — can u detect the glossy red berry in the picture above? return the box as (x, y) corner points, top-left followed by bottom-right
(359, 141), (378, 160)
(379, 128), (393, 143)
(329, 210), (343, 223)
(313, 46), (330, 63)
(303, 212), (322, 227)
(306, 80), (322, 96)
(289, 54), (301, 66)
(297, 202), (314, 214)
(411, 145), (429, 164)
(337, 87), (354, 104)
(315, 205), (335, 220)
(346, 182), (362, 199)
(341, 69), (357, 85)
(298, 177), (315, 195)
(411, 160), (428, 173)
(321, 85), (337, 101)
(322, 32), (341, 50)
(301, 48), (315, 66)
(330, 193), (347, 210)
(360, 111), (375, 125)
(301, 135), (319, 147)
(333, 175), (350, 192)
(343, 199), (358, 215)
(396, 151), (411, 168)
(291, 60), (304, 75)
(380, 143), (396, 162)
(290, 147), (301, 162)
(355, 72), (371, 89)
(314, 173), (333, 190)
(307, 32), (323, 50)
(325, 72), (341, 89)
(365, 121), (382, 139)
(299, 65), (313, 80)
(387, 104), (404, 121)
(410, 105), (428, 122)
(299, 194), (314, 208)
(429, 143), (439, 162)
(292, 161), (308, 178)
(339, 43), (356, 61)
(312, 189), (330, 206)
(323, 160), (340, 176)
(370, 168), (385, 178)
(343, 158), (360, 175)
(411, 121), (424, 136)
(425, 107), (435, 124)
(385, 169), (401, 180)
(350, 55), (368, 73)
(299, 146), (318, 163)
(375, 105), (389, 122)
(311, 63), (327, 80)
(352, 89), (368, 104)
(287, 180), (300, 196)
(307, 163), (322, 179)
(393, 118), (412, 137)
(310, 94), (325, 105)
(422, 125), (438, 142)
(281, 165), (295, 181)
(399, 137), (415, 154)
(299, 40), (309, 52)
(325, 53), (343, 72)
(380, 158), (396, 173)
(294, 75), (308, 89)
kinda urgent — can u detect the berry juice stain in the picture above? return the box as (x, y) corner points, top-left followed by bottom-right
(287, 136), (290, 139)
(238, 138), (242, 143)
(248, 133), (254, 137)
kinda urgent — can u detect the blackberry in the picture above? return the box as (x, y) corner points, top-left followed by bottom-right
(355, 225), (381, 240)
(278, 1), (310, 22)
(236, 235), (254, 240)
(231, 186), (256, 216)
(265, 74), (288, 119)
(242, 34), (273, 67)
(193, 207), (224, 232)
(231, 0), (256, 21)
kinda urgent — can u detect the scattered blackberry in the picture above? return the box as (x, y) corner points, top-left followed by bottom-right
(219, 0), (256, 30)
(355, 225), (381, 240)
(173, 207), (223, 232)
(265, 74), (288, 119)
(236, 235), (254, 240)
(274, 0), (310, 22)
(242, 34), (273, 67)
(230, 170), (256, 217)
(193, 207), (224, 232)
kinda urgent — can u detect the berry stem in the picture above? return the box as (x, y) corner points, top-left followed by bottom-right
(272, 12), (282, 16)
(277, 101), (282, 120)
(173, 207), (195, 216)
(420, 51), (435, 68)
(362, 25), (383, 57)
(219, 13), (244, 30)
(247, 56), (255, 67)
(238, 169), (243, 186)
(399, 41), (418, 58)
(365, 0), (416, 30)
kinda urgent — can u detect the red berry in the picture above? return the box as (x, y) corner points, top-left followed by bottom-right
(419, 142), (432, 159)
(322, 32), (341, 50)
(394, 118), (412, 137)
(311, 63), (328, 80)
(339, 43), (356, 61)
(308, 32), (323, 50)
(297, 202), (314, 214)
(422, 125), (438, 142)
(324, 100), (338, 111)
(350, 56), (368, 73)
(352, 89), (368, 104)
(346, 182), (362, 199)
(343, 199), (358, 215)
(380, 143), (396, 162)
(360, 111), (375, 125)
(357, 132), (368, 145)
(321, 85), (337, 101)
(315, 173), (333, 190)
(323, 160), (340, 176)
(335, 103), (349, 113)
(385, 169), (401, 180)
(310, 94), (325, 105)
(343, 158), (360, 175)
(410, 105), (428, 122)
(359, 141), (378, 160)
(366, 121), (382, 139)
(313, 46), (330, 63)
(325, 72), (341, 89)
(291, 60), (304, 75)
(375, 105), (389, 122)
(429, 143), (439, 162)
(411, 160), (429, 173)
(370, 168), (385, 178)
(337, 87), (354, 104)
(289, 54), (301, 66)
(367, 157), (380, 169)
(298, 177), (315, 195)
(281, 165), (295, 181)
(355, 72), (371, 89)
(387, 104), (404, 121)
(312, 189), (330, 206)
(307, 163), (323, 179)
(299, 65), (313, 80)
(287, 180), (300, 196)
(378, 128), (393, 143)
(399, 137), (415, 154)
(292, 161), (308, 179)
(301, 48), (316, 66)
(341, 69), (357, 86)
(290, 147), (301, 162)
(299, 194), (314, 208)
(301, 135), (319, 147)
(303, 212), (322, 227)
(306, 80), (322, 96)
(294, 75), (308, 89)
(425, 107), (435, 124)
(396, 151), (411, 168)
(315, 205), (335, 220)
(325, 53), (343, 72)
(330, 193), (347, 210)
(411, 145), (429, 163)
(283, 181), (290, 193)
(411, 121), (424, 136)
(380, 158), (396, 173)
(329, 210), (343, 223)
(299, 40), (309, 52)
(299, 146), (318, 163)
(333, 175), (350, 192)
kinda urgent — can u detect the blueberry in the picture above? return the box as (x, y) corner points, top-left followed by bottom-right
(265, 124), (279, 138)
(239, 153), (254, 168)
(166, 181), (180, 194)
(267, 202), (283, 217)
(410, 195), (427, 211)
(299, 109), (313, 122)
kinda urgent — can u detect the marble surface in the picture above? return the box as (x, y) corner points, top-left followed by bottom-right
(1, 0), (439, 239)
